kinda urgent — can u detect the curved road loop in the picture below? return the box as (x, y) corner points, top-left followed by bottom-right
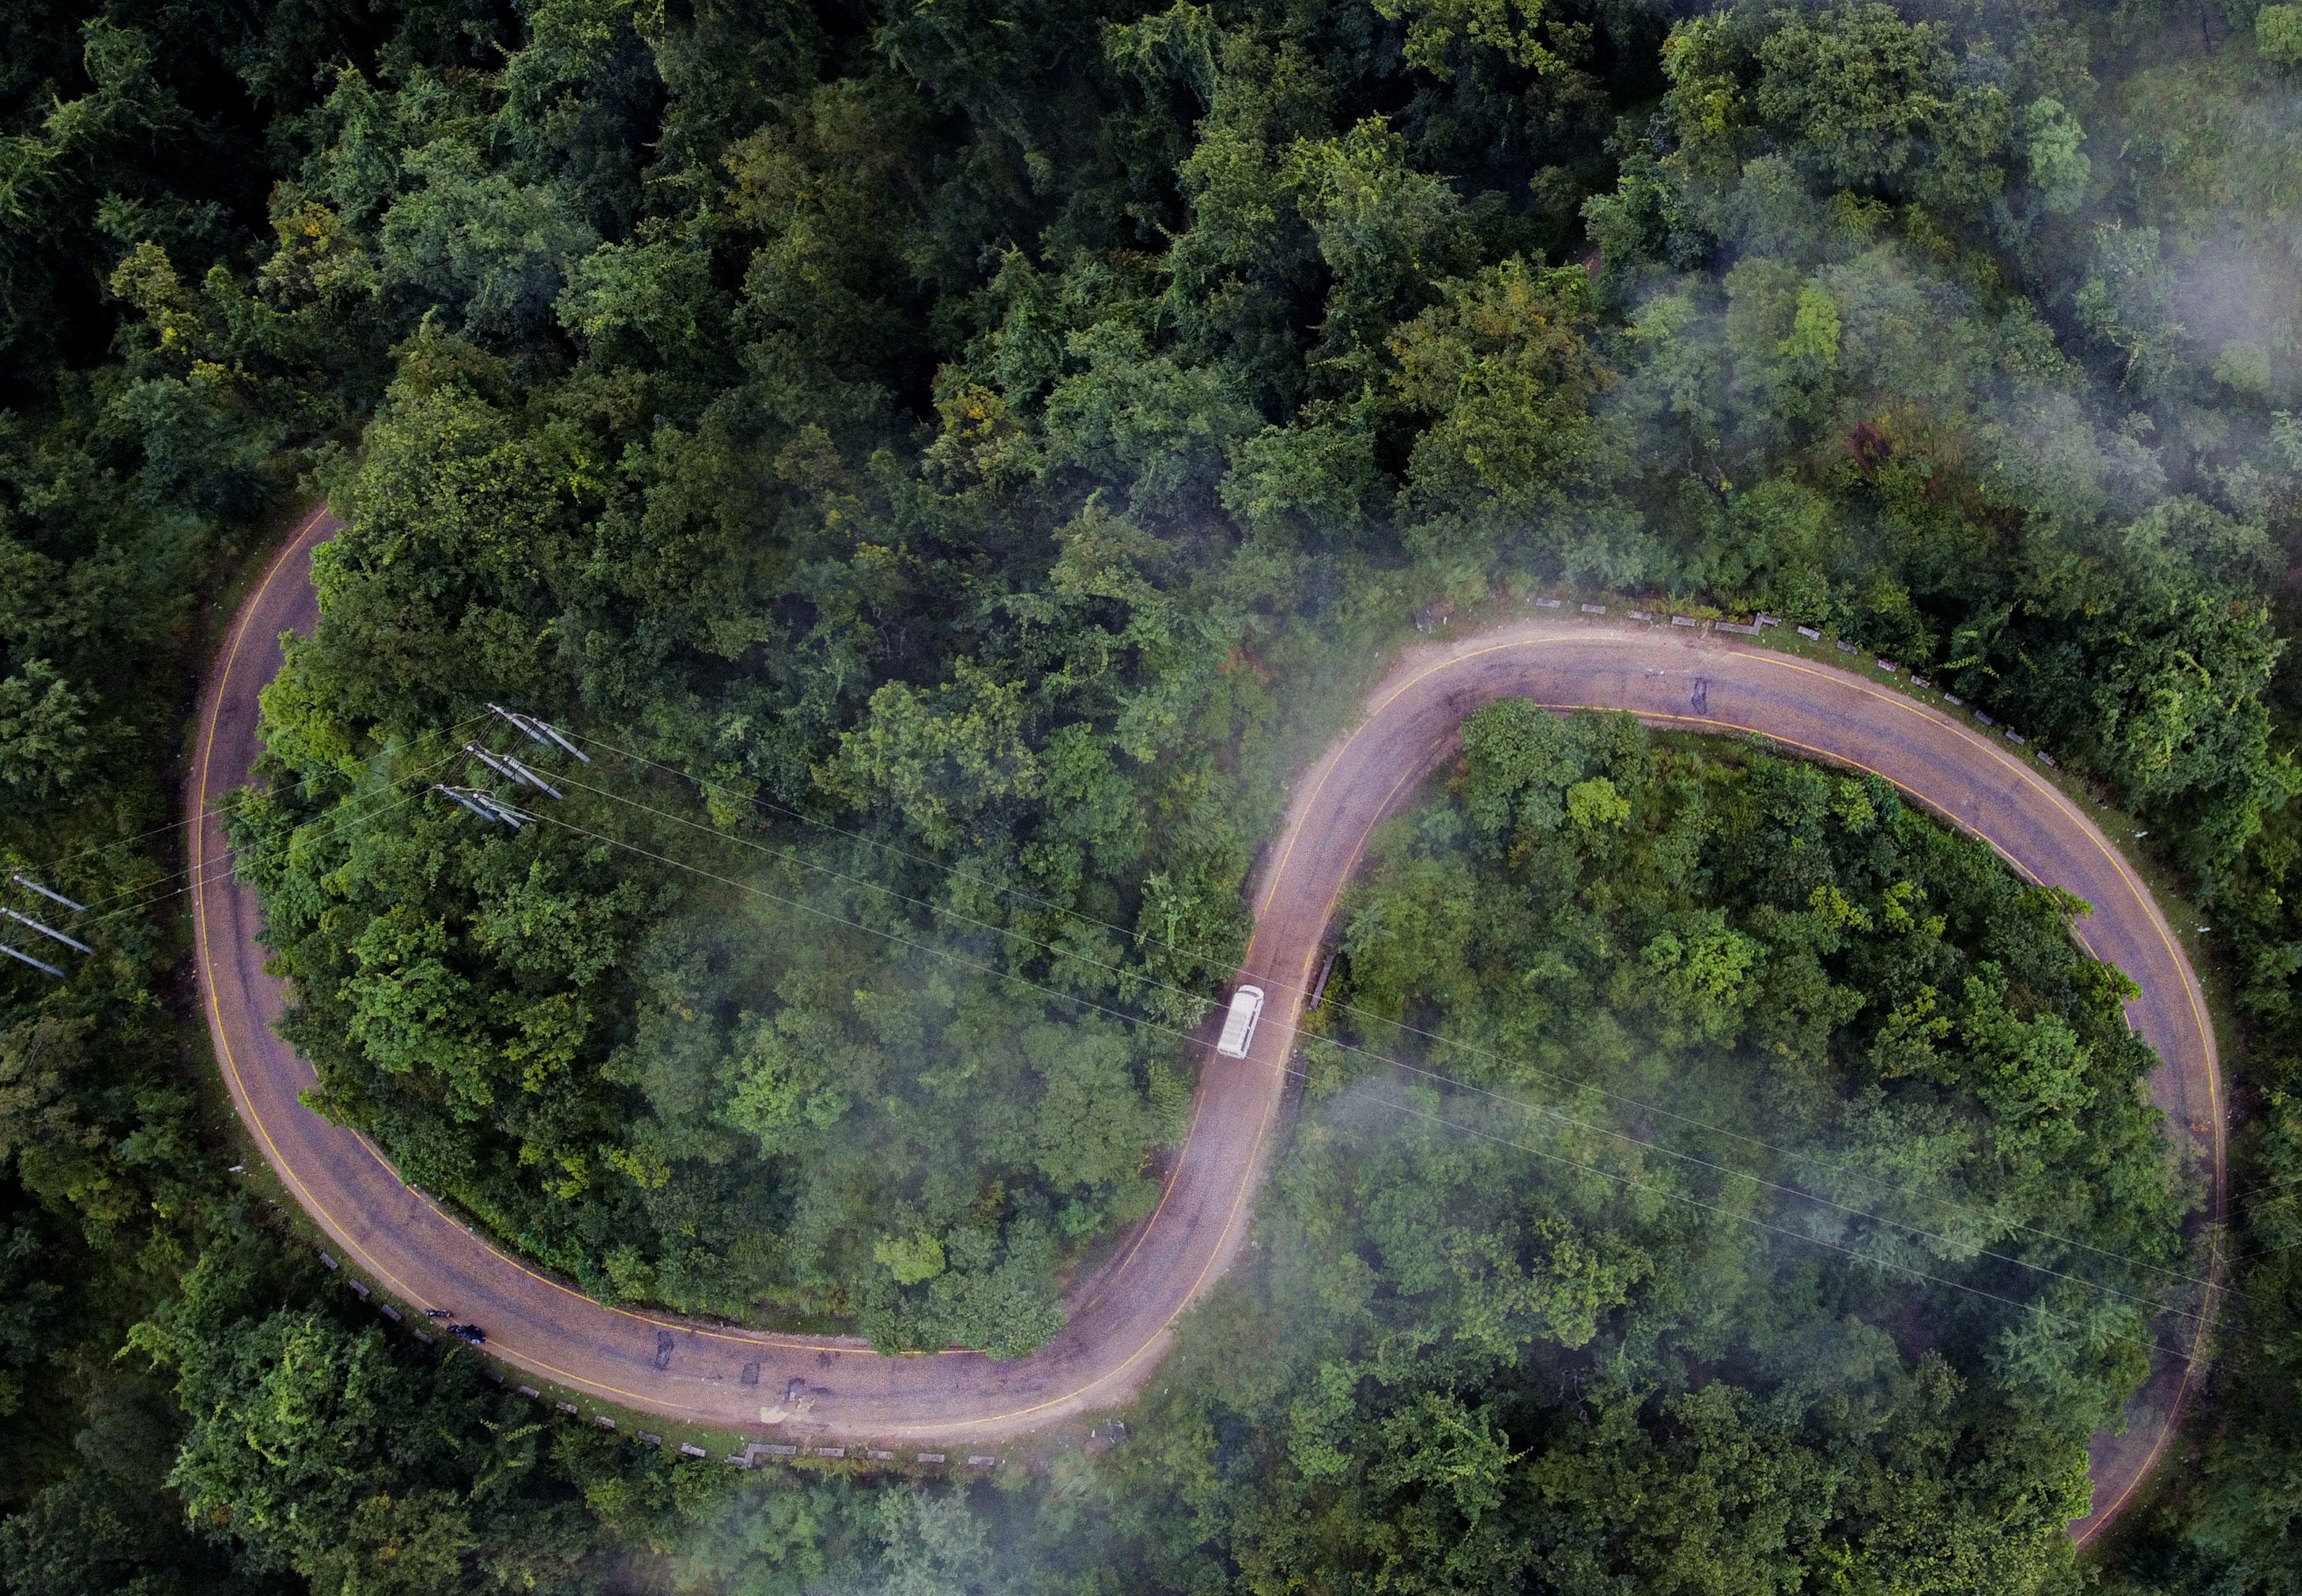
(193, 508), (2221, 1541)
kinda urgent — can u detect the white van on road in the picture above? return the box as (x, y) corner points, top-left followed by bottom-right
(1215, 985), (1266, 1058)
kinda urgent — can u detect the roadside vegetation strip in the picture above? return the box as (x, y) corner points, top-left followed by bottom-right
(193, 545), (2217, 1534)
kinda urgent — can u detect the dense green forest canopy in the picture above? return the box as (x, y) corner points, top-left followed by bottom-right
(6, 0), (2302, 1587)
(1108, 707), (2183, 1593)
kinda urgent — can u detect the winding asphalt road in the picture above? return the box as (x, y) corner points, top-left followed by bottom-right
(191, 507), (2221, 1541)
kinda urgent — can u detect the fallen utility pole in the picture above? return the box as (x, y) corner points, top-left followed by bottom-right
(1308, 949), (1337, 1011)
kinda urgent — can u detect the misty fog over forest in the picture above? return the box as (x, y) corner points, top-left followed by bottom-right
(5, 0), (2302, 1590)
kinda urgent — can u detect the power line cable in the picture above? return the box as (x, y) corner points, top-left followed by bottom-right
(6, 712), (495, 925)
(4, 726), (496, 956)
(56, 778), (450, 937)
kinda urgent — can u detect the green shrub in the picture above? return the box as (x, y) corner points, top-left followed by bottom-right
(2259, 3), (2302, 65)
